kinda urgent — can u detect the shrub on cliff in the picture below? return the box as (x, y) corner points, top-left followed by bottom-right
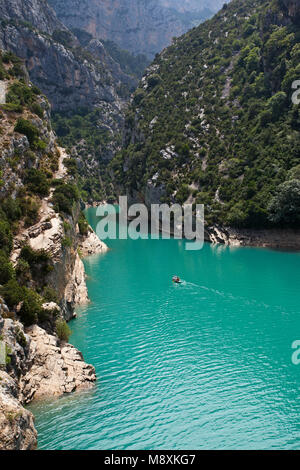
(30, 102), (44, 119)
(14, 118), (39, 148)
(0, 251), (15, 285)
(19, 289), (43, 326)
(78, 211), (89, 235)
(42, 287), (59, 304)
(1, 279), (25, 309)
(20, 245), (50, 265)
(19, 245), (53, 278)
(25, 168), (50, 197)
(52, 30), (74, 48)
(52, 183), (79, 215)
(1, 102), (23, 113)
(21, 196), (40, 228)
(1, 197), (22, 222)
(56, 318), (71, 342)
(0, 220), (13, 255)
(15, 258), (31, 286)
(7, 81), (40, 108)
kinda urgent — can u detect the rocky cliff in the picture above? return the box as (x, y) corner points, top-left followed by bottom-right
(48, 0), (216, 58)
(0, 0), (146, 203)
(0, 52), (110, 317)
(0, 55), (108, 449)
(0, 299), (97, 450)
(0, 0), (136, 112)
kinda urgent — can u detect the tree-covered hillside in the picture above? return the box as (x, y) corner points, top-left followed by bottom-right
(113, 0), (300, 229)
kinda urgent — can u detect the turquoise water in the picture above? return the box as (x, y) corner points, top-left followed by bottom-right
(30, 208), (300, 449)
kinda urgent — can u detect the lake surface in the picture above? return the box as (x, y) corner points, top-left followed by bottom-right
(30, 208), (300, 449)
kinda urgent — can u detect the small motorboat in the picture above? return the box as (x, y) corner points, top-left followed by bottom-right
(172, 276), (182, 284)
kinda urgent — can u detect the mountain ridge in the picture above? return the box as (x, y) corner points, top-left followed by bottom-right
(48, 0), (219, 58)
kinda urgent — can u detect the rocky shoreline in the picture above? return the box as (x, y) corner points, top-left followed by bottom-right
(206, 225), (300, 251)
(0, 221), (108, 450)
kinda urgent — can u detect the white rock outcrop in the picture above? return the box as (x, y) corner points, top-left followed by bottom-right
(0, 372), (37, 450)
(64, 252), (89, 306)
(78, 227), (109, 257)
(21, 325), (96, 403)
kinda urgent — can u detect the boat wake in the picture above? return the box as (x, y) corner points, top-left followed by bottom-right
(173, 280), (291, 315)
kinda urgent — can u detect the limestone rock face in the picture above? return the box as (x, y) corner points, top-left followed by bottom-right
(64, 228), (108, 307)
(78, 228), (109, 257)
(0, 298), (96, 449)
(21, 325), (96, 403)
(0, 306), (37, 450)
(48, 0), (217, 58)
(64, 253), (89, 308)
(206, 225), (300, 250)
(0, 0), (67, 35)
(11, 180), (88, 320)
(0, 372), (37, 450)
(0, 0), (135, 112)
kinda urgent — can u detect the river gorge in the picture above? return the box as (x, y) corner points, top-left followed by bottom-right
(28, 208), (300, 450)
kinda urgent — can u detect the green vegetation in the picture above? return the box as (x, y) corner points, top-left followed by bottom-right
(15, 327), (27, 348)
(7, 81), (41, 108)
(42, 286), (59, 304)
(19, 245), (52, 274)
(268, 179), (300, 225)
(0, 219), (13, 255)
(114, 0), (300, 229)
(0, 50), (26, 81)
(52, 108), (111, 152)
(0, 241), (55, 326)
(52, 30), (74, 48)
(0, 192), (52, 328)
(0, 251), (15, 285)
(101, 38), (149, 79)
(14, 118), (46, 150)
(19, 288), (43, 326)
(78, 211), (89, 235)
(52, 108), (117, 200)
(56, 318), (71, 342)
(61, 236), (72, 248)
(1, 73), (43, 116)
(71, 28), (149, 79)
(1, 279), (25, 310)
(52, 182), (79, 215)
(25, 168), (51, 197)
